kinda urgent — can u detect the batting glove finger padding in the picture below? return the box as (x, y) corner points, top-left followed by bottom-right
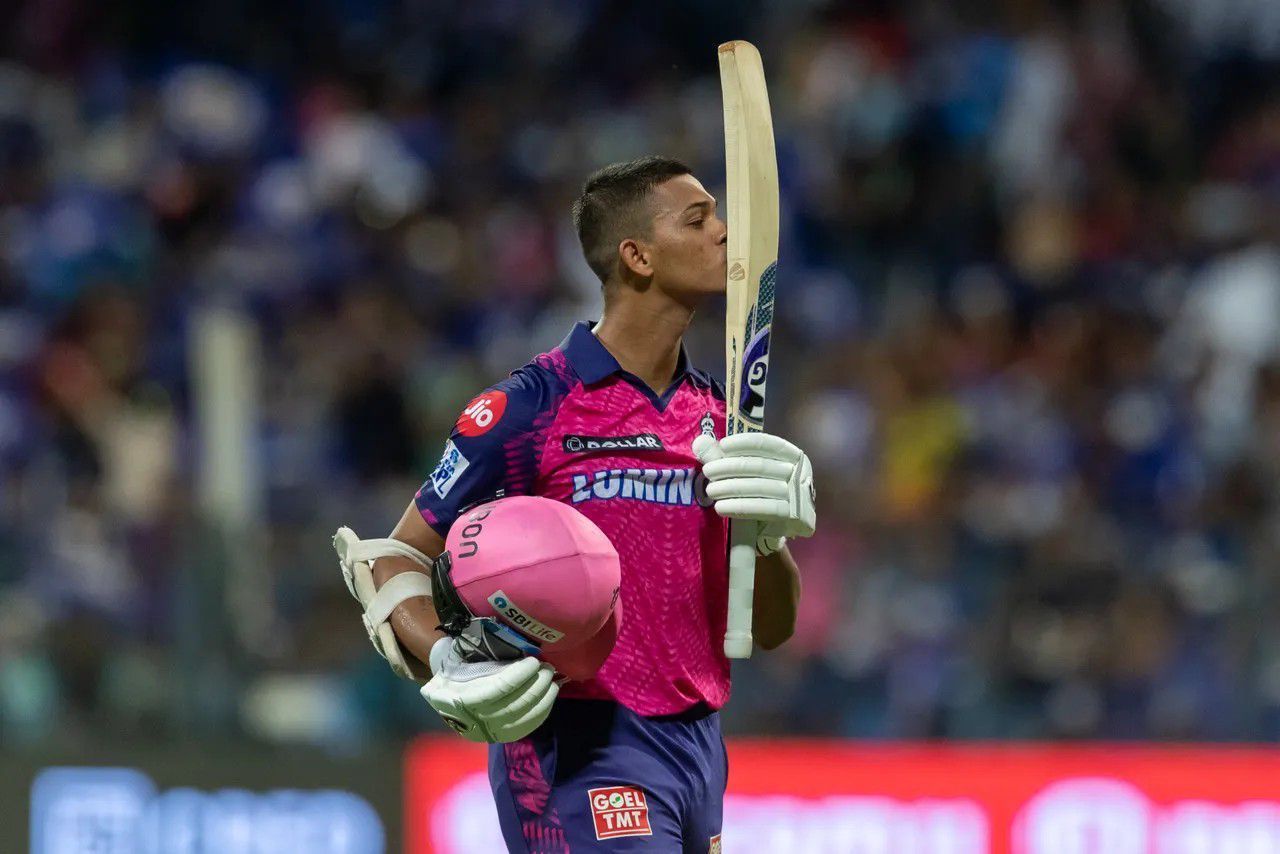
(333, 526), (435, 681)
(422, 638), (558, 743)
(693, 432), (817, 551)
(706, 477), (790, 501)
(719, 432), (806, 462)
(701, 456), (795, 482)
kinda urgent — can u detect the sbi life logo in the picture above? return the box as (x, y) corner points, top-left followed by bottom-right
(486, 589), (564, 643)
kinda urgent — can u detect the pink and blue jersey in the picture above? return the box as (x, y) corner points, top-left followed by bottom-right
(415, 321), (731, 716)
(416, 322), (733, 851)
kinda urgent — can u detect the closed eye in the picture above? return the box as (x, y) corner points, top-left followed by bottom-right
(681, 199), (715, 228)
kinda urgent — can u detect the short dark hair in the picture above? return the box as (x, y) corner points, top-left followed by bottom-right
(571, 156), (692, 284)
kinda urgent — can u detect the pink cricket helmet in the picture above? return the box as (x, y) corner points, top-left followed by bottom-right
(437, 495), (621, 680)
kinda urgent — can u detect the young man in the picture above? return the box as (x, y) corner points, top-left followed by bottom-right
(344, 156), (815, 851)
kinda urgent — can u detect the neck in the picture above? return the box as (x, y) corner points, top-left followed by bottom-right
(594, 291), (693, 395)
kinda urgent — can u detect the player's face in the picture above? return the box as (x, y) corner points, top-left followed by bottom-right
(646, 174), (727, 303)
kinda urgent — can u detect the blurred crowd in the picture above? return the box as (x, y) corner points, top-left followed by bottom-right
(5, 0), (1280, 749)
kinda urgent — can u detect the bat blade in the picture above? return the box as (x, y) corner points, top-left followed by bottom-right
(719, 40), (779, 660)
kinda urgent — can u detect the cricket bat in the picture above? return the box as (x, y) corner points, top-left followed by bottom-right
(718, 40), (779, 659)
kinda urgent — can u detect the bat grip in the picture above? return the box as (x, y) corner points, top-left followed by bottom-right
(724, 519), (757, 659)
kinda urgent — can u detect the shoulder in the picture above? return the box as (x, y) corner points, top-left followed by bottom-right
(454, 350), (580, 439)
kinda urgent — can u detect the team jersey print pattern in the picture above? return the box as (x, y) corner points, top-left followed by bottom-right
(414, 325), (732, 716)
(539, 352), (730, 714)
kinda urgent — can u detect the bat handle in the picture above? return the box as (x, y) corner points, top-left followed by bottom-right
(724, 519), (757, 659)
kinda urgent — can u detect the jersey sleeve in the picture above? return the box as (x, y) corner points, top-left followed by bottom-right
(414, 366), (552, 538)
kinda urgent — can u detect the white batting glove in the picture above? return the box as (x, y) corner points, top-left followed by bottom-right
(693, 433), (816, 555)
(422, 637), (558, 743)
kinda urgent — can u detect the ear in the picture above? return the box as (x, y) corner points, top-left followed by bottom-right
(618, 237), (653, 279)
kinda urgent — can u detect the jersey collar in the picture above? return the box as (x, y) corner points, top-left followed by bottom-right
(559, 322), (693, 401)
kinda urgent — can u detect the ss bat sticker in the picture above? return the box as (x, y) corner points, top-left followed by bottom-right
(739, 327), (770, 424)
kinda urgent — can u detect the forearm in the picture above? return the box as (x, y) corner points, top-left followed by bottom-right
(371, 554), (444, 676)
(752, 545), (800, 650)
(370, 502), (449, 677)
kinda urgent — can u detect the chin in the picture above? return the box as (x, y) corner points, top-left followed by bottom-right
(662, 273), (725, 305)
(702, 268), (728, 293)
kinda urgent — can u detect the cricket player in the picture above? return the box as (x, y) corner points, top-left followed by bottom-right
(340, 156), (815, 851)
